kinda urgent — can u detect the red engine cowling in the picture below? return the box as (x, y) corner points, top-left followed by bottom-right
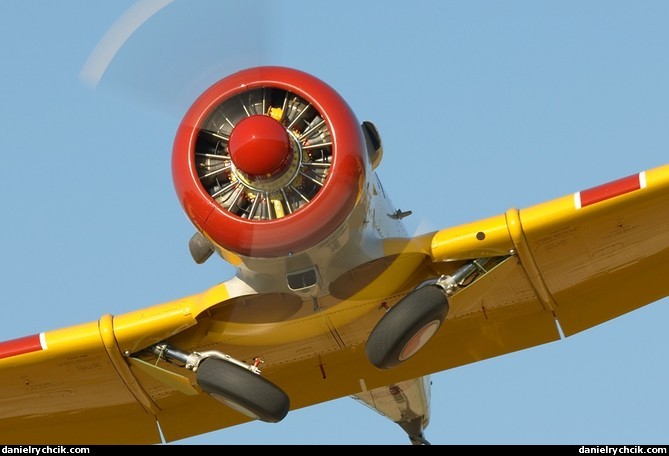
(172, 67), (367, 258)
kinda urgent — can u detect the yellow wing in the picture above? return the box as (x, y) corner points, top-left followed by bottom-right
(1, 163), (668, 444)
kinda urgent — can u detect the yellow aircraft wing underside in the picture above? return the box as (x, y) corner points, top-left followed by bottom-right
(0, 163), (668, 444)
(428, 163), (669, 336)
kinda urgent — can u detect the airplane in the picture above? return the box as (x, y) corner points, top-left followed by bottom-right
(1, 62), (668, 445)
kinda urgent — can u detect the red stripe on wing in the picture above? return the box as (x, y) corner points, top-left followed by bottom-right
(0, 333), (44, 359)
(579, 173), (642, 208)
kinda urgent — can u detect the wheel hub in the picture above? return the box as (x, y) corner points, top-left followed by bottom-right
(399, 320), (441, 362)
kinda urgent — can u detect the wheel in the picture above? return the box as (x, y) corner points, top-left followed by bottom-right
(365, 285), (449, 369)
(196, 357), (290, 423)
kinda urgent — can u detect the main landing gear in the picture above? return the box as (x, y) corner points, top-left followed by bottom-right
(366, 258), (495, 369)
(366, 284), (449, 369)
(147, 344), (290, 423)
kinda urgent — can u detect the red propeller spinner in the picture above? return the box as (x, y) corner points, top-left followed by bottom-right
(228, 115), (293, 178)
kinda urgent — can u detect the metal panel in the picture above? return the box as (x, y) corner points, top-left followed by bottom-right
(0, 322), (161, 444)
(520, 164), (669, 335)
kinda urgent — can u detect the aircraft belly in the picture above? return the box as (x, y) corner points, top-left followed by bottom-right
(186, 294), (403, 367)
(352, 377), (430, 425)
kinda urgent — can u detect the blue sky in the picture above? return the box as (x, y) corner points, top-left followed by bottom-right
(1, 0), (668, 445)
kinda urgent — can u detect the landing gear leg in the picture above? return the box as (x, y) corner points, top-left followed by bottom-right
(147, 344), (290, 423)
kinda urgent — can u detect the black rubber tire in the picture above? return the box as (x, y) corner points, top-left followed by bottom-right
(196, 357), (290, 423)
(365, 285), (449, 369)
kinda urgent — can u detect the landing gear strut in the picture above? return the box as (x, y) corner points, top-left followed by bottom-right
(147, 344), (290, 423)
